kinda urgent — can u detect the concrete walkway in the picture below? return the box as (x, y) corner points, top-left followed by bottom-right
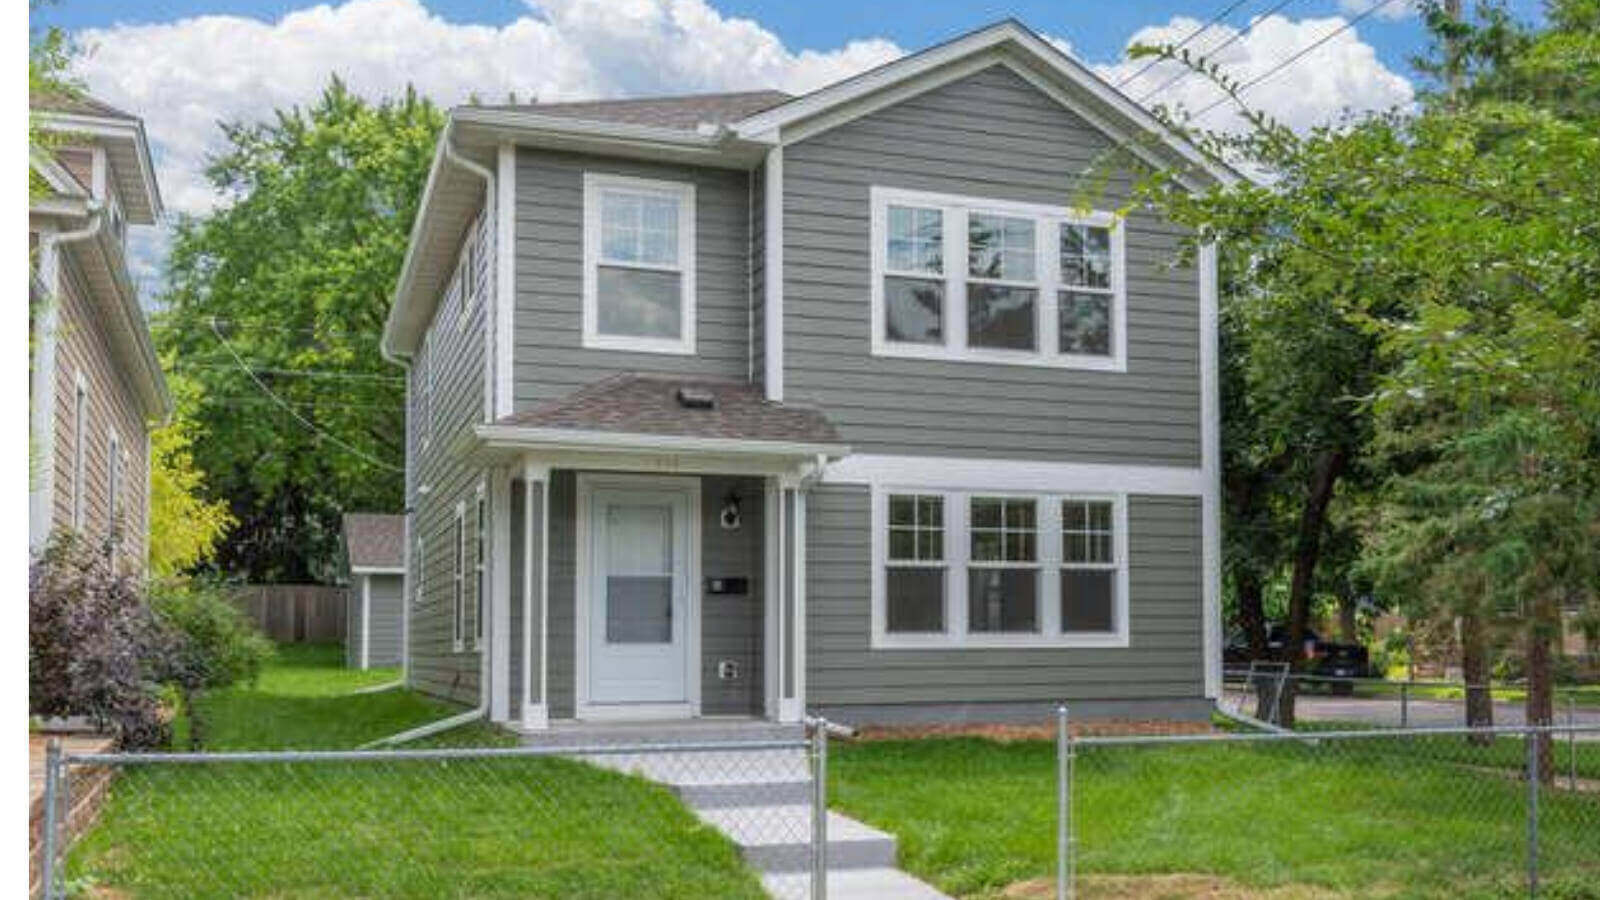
(529, 722), (947, 899)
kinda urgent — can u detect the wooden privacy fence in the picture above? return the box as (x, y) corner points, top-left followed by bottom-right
(232, 584), (348, 643)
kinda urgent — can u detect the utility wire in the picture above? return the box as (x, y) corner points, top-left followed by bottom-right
(1135, 0), (1302, 105)
(173, 362), (405, 383)
(206, 396), (407, 412)
(1191, 0), (1405, 121)
(1115, 0), (1257, 88)
(209, 317), (404, 472)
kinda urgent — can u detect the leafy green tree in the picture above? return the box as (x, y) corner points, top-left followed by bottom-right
(148, 368), (235, 577)
(155, 78), (443, 581)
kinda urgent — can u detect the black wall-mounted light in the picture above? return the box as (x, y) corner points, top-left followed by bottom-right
(719, 491), (742, 531)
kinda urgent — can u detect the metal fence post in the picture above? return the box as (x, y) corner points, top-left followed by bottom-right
(39, 738), (62, 900)
(1526, 728), (1540, 899)
(1400, 682), (1409, 730)
(1057, 704), (1072, 900)
(811, 718), (828, 900)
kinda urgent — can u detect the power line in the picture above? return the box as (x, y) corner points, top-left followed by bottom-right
(173, 362), (405, 383)
(158, 316), (382, 341)
(1135, 0), (1302, 105)
(1191, 0), (1405, 120)
(204, 396), (407, 412)
(1115, 0), (1257, 89)
(209, 317), (404, 472)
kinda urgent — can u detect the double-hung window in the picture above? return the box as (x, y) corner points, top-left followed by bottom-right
(871, 186), (1125, 370)
(583, 173), (696, 354)
(71, 375), (87, 530)
(874, 488), (1127, 648)
(107, 429), (123, 555)
(473, 486), (486, 651)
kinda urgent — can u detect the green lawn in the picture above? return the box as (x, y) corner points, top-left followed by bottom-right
(66, 643), (764, 898)
(1348, 681), (1600, 709)
(831, 735), (1600, 899)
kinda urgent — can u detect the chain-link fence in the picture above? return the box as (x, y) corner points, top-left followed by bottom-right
(36, 733), (831, 900)
(1221, 668), (1599, 733)
(1061, 715), (1600, 899)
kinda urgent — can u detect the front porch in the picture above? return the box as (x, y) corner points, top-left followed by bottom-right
(474, 375), (848, 733)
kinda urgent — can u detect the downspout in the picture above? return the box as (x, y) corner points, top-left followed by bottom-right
(365, 126), (494, 748)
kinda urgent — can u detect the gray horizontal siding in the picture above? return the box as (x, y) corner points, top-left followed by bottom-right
(512, 150), (756, 412)
(368, 573), (404, 668)
(782, 64), (1201, 466)
(407, 205), (491, 706)
(548, 471), (576, 718)
(805, 484), (1204, 707)
(700, 476), (765, 716)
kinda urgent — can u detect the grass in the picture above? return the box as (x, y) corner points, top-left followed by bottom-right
(67, 643), (765, 898)
(1347, 681), (1600, 709)
(831, 735), (1600, 899)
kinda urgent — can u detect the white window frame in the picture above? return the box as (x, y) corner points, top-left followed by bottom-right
(869, 185), (1127, 372)
(581, 172), (697, 355)
(882, 493), (949, 641)
(456, 218), (478, 333)
(107, 427), (123, 552)
(473, 482), (486, 651)
(965, 494), (1043, 635)
(870, 486), (1129, 649)
(452, 501), (466, 653)
(71, 373), (87, 530)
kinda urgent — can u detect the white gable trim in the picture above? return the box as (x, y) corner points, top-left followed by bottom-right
(733, 21), (1238, 189)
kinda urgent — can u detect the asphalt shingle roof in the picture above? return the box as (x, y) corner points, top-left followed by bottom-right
(476, 90), (793, 132)
(494, 374), (842, 446)
(342, 513), (405, 571)
(31, 90), (138, 121)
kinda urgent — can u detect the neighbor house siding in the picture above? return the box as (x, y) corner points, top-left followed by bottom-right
(407, 205), (492, 705)
(780, 64), (1201, 466)
(511, 150), (755, 411)
(805, 484), (1204, 707)
(49, 258), (149, 570)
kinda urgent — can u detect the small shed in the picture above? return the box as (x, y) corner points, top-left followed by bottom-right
(341, 513), (406, 670)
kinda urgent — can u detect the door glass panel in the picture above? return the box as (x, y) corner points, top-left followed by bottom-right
(604, 503), (673, 644)
(606, 576), (672, 643)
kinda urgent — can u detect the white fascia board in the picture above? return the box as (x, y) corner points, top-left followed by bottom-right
(350, 565), (406, 575)
(732, 19), (1242, 189)
(476, 423), (848, 461)
(36, 113), (163, 221)
(29, 150), (87, 198)
(383, 128), (453, 360)
(824, 454), (1206, 496)
(1199, 242), (1223, 699)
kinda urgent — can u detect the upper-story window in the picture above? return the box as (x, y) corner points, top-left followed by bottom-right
(582, 173), (696, 355)
(871, 186), (1126, 371)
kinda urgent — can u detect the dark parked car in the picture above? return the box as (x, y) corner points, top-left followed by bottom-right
(1225, 625), (1374, 694)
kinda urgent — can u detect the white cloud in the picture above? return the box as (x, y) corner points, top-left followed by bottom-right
(1339, 0), (1419, 22)
(1096, 13), (1414, 133)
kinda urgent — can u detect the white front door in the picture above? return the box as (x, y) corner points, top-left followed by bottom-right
(585, 484), (696, 715)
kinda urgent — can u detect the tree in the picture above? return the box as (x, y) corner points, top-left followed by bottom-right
(1126, 0), (1600, 734)
(155, 79), (443, 581)
(148, 368), (235, 577)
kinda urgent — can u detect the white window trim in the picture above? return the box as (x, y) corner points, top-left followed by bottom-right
(473, 481), (486, 652)
(107, 427), (123, 550)
(870, 485), (1130, 649)
(71, 372), (88, 530)
(581, 172), (697, 355)
(456, 215), (478, 333)
(869, 185), (1127, 372)
(452, 501), (466, 653)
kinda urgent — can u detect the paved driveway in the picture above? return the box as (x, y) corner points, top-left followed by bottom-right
(1295, 695), (1600, 738)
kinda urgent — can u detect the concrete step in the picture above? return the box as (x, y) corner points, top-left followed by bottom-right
(763, 867), (951, 899)
(695, 805), (898, 873)
(674, 778), (812, 809)
(522, 720), (803, 748)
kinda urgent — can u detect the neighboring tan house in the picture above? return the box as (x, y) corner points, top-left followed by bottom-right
(29, 93), (170, 572)
(383, 20), (1234, 731)
(342, 513), (407, 670)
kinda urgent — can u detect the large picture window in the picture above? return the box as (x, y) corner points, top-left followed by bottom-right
(871, 186), (1125, 370)
(872, 487), (1129, 648)
(583, 173), (696, 354)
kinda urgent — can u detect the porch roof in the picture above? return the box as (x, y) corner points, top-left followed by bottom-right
(475, 374), (849, 467)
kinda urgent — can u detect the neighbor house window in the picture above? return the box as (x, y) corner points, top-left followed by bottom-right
(473, 486), (486, 650)
(106, 429), (123, 555)
(452, 504), (465, 652)
(71, 375), (87, 530)
(871, 488), (1129, 648)
(1061, 499), (1118, 633)
(583, 173), (696, 354)
(967, 497), (1039, 633)
(870, 186), (1125, 370)
(884, 494), (946, 634)
(457, 225), (478, 333)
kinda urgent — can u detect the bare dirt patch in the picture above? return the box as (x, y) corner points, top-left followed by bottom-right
(852, 720), (1215, 742)
(1002, 873), (1352, 899)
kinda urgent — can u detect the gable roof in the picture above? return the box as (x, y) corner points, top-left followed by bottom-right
(342, 513), (405, 572)
(31, 91), (163, 224)
(480, 90), (792, 132)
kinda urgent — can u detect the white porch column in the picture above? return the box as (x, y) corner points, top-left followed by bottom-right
(772, 475), (807, 723)
(490, 466), (513, 722)
(522, 458), (551, 729)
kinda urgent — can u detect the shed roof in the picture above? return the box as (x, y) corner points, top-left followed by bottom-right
(342, 513), (405, 572)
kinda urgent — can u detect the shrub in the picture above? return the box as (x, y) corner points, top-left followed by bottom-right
(149, 579), (273, 690)
(29, 537), (170, 748)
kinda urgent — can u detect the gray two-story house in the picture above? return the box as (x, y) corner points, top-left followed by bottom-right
(382, 20), (1232, 732)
